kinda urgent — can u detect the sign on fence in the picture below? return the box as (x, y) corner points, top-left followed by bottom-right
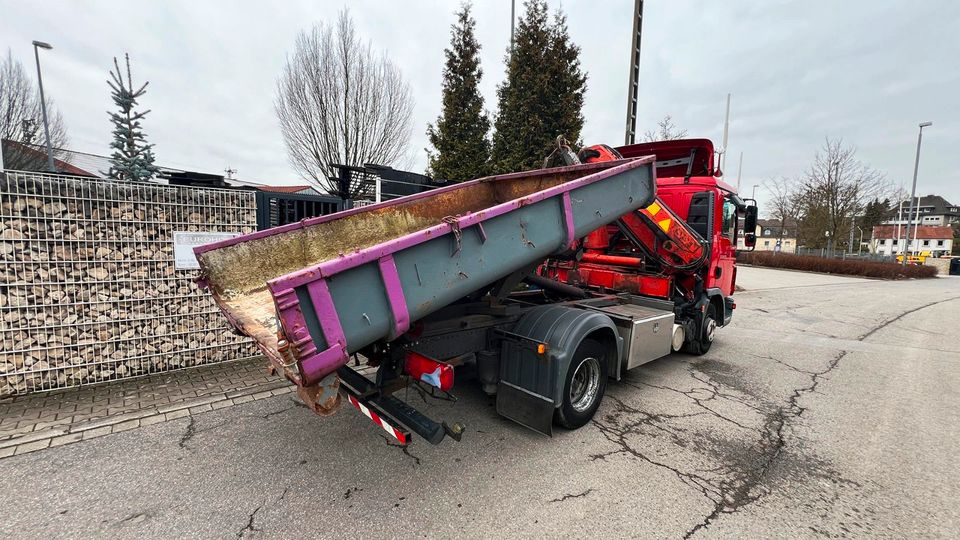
(173, 231), (241, 270)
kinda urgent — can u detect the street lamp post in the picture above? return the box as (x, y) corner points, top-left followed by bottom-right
(901, 122), (933, 265)
(896, 199), (907, 254)
(31, 40), (55, 173)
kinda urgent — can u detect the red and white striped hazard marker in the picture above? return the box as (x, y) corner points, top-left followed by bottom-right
(346, 394), (409, 445)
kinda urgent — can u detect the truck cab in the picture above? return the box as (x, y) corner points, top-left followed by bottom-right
(617, 138), (756, 320)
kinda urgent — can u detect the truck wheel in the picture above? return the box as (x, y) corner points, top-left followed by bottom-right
(683, 303), (717, 356)
(555, 338), (607, 429)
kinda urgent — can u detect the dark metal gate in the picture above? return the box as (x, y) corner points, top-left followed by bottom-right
(255, 191), (344, 230)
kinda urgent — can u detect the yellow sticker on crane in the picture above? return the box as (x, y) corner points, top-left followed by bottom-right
(646, 202), (661, 215)
(658, 218), (672, 232)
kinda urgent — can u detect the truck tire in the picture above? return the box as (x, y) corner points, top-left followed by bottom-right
(683, 303), (717, 356)
(555, 338), (608, 429)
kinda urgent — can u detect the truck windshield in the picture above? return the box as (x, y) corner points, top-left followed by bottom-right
(721, 197), (737, 241)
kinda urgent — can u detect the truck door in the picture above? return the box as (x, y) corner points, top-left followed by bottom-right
(713, 195), (738, 296)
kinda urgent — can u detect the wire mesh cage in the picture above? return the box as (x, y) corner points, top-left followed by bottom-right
(0, 171), (260, 396)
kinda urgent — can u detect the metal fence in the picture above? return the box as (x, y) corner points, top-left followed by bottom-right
(794, 247), (894, 262)
(0, 171), (260, 395)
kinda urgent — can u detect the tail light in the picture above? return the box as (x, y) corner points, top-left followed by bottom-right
(404, 352), (454, 391)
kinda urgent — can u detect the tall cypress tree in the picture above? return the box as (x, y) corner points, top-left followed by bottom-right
(106, 54), (159, 181)
(490, 0), (552, 174)
(544, 10), (586, 147)
(490, 1), (587, 173)
(426, 3), (490, 182)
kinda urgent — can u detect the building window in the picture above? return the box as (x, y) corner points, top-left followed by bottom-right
(892, 239), (898, 245)
(937, 240), (945, 246)
(763, 228), (772, 236)
(763, 240), (770, 247)
(922, 240), (930, 247)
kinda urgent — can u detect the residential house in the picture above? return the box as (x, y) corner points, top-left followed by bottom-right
(870, 225), (953, 257)
(738, 218), (798, 252)
(883, 195), (959, 227)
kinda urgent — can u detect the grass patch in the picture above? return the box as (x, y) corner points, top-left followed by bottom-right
(738, 251), (938, 279)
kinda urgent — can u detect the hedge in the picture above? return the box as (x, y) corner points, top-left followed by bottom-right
(737, 251), (937, 279)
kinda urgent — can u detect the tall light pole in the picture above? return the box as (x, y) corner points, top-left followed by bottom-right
(721, 93), (731, 173)
(896, 199), (907, 255)
(901, 121), (932, 265)
(623, 0), (644, 145)
(736, 151), (743, 191)
(32, 40), (56, 173)
(510, 0), (515, 58)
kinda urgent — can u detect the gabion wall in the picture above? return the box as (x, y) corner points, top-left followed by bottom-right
(0, 171), (260, 396)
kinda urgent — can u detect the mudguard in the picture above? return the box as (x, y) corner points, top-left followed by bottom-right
(497, 304), (621, 435)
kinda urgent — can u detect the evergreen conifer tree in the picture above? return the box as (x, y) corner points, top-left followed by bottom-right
(543, 10), (586, 148)
(106, 54), (159, 181)
(426, 3), (490, 182)
(490, 0), (551, 174)
(490, 0), (587, 173)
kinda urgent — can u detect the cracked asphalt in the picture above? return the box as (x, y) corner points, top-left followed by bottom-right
(3, 267), (960, 539)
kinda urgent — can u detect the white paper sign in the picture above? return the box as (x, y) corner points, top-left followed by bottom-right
(173, 231), (241, 270)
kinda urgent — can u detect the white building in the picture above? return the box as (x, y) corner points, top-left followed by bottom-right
(871, 225), (953, 257)
(884, 195), (960, 227)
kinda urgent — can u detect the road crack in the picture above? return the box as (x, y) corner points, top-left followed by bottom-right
(549, 488), (594, 503)
(682, 349), (848, 539)
(178, 416), (196, 449)
(379, 434), (421, 466)
(683, 295), (956, 537)
(235, 488), (288, 539)
(859, 296), (960, 340)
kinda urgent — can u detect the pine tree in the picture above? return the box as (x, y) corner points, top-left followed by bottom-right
(490, 0), (587, 174)
(490, 0), (552, 173)
(106, 54), (159, 181)
(426, 3), (490, 182)
(543, 10), (586, 148)
(860, 197), (890, 231)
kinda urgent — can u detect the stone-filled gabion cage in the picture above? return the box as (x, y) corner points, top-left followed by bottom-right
(1, 171), (260, 396)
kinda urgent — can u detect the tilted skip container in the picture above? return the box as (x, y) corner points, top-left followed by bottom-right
(195, 157), (656, 390)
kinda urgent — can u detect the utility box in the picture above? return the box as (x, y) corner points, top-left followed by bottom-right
(594, 304), (674, 370)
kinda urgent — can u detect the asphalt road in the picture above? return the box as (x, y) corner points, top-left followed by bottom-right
(3, 267), (960, 539)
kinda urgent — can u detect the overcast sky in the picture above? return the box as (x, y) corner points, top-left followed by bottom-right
(2, 0), (958, 211)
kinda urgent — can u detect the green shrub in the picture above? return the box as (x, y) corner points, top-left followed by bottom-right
(737, 251), (938, 279)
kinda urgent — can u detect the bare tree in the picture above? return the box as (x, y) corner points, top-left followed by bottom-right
(0, 49), (69, 170)
(642, 115), (687, 142)
(275, 11), (414, 197)
(795, 138), (892, 249)
(763, 176), (802, 242)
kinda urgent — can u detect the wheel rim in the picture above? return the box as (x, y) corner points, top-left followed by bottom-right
(704, 318), (717, 343)
(570, 356), (601, 413)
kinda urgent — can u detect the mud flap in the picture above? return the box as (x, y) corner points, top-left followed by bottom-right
(496, 381), (554, 437)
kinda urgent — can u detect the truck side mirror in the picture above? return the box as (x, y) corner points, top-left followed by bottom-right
(742, 204), (758, 249)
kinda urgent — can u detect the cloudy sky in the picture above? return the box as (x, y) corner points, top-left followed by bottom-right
(2, 0), (958, 210)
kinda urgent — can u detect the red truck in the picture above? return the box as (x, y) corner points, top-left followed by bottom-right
(196, 138), (758, 445)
